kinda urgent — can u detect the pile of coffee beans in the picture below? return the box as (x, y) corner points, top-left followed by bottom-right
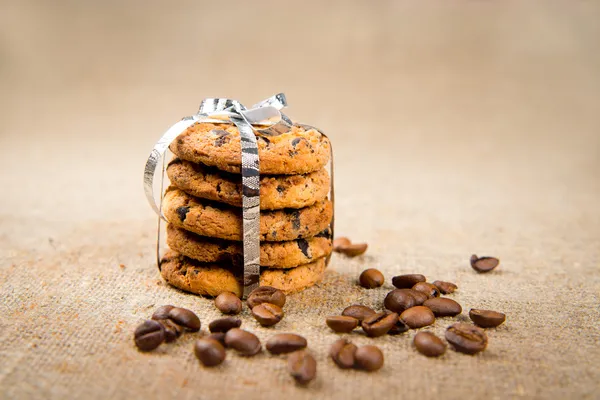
(134, 252), (506, 385)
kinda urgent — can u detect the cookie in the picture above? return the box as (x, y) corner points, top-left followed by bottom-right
(169, 122), (331, 175)
(166, 224), (332, 268)
(166, 158), (330, 210)
(159, 250), (327, 297)
(162, 187), (333, 241)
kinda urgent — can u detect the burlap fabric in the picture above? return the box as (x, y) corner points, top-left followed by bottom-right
(1, 1), (599, 399)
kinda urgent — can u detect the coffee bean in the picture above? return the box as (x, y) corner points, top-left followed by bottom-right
(326, 316), (359, 333)
(168, 307), (200, 332)
(358, 268), (384, 288)
(392, 274), (426, 289)
(208, 332), (226, 346)
(330, 339), (357, 369)
(361, 312), (399, 337)
(332, 237), (351, 250)
(134, 320), (165, 351)
(423, 297), (462, 317)
(336, 243), (368, 257)
(414, 332), (446, 357)
(251, 303), (284, 327)
(152, 305), (175, 320)
(384, 289), (417, 313)
(209, 317), (242, 333)
(354, 345), (384, 371)
(341, 305), (376, 322)
(387, 318), (410, 335)
(224, 328), (262, 356)
(214, 292), (242, 315)
(247, 286), (286, 309)
(409, 289), (429, 305)
(412, 282), (440, 298)
(194, 338), (226, 367)
(400, 306), (435, 329)
(266, 333), (307, 354)
(432, 280), (458, 294)
(446, 323), (488, 354)
(469, 309), (506, 328)
(288, 351), (317, 385)
(159, 319), (183, 342)
(470, 254), (500, 273)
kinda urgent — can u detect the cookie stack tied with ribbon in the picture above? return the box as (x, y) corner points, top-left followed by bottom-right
(144, 94), (333, 298)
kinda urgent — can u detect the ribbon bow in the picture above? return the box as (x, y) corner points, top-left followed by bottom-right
(144, 93), (294, 297)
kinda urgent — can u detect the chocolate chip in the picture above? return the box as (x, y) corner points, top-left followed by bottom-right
(276, 185), (285, 194)
(296, 239), (311, 258)
(291, 137), (304, 147)
(175, 206), (190, 222)
(291, 210), (301, 230)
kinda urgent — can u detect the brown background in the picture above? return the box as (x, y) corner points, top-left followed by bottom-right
(1, 1), (599, 399)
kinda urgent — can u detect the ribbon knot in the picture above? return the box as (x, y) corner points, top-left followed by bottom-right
(144, 93), (294, 297)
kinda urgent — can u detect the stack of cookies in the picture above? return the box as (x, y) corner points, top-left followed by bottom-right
(159, 122), (333, 298)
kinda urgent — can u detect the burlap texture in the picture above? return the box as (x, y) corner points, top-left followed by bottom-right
(1, 1), (599, 399)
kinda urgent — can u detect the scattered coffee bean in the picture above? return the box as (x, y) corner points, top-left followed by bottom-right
(341, 305), (376, 322)
(159, 319), (183, 342)
(224, 328), (262, 356)
(209, 317), (242, 333)
(194, 338), (226, 367)
(151, 305), (175, 320)
(330, 339), (357, 369)
(361, 312), (399, 337)
(332, 237), (351, 250)
(387, 318), (410, 335)
(266, 333), (307, 354)
(336, 243), (368, 257)
(384, 289), (417, 313)
(288, 351), (317, 385)
(208, 332), (226, 346)
(134, 320), (165, 351)
(413, 332), (446, 357)
(469, 309), (506, 328)
(359, 268), (384, 288)
(214, 292), (242, 315)
(445, 323), (488, 354)
(251, 303), (284, 327)
(400, 306), (435, 329)
(392, 274), (426, 289)
(326, 316), (359, 333)
(354, 345), (384, 371)
(470, 254), (500, 273)
(247, 286), (286, 309)
(168, 307), (200, 332)
(423, 297), (462, 317)
(432, 280), (458, 294)
(412, 282), (440, 298)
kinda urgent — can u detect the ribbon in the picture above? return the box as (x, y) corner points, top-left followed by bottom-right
(144, 94), (294, 297)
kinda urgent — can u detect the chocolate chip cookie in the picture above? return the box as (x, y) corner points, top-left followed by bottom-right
(169, 122), (331, 175)
(166, 224), (332, 268)
(162, 187), (333, 241)
(159, 250), (327, 297)
(166, 158), (330, 210)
